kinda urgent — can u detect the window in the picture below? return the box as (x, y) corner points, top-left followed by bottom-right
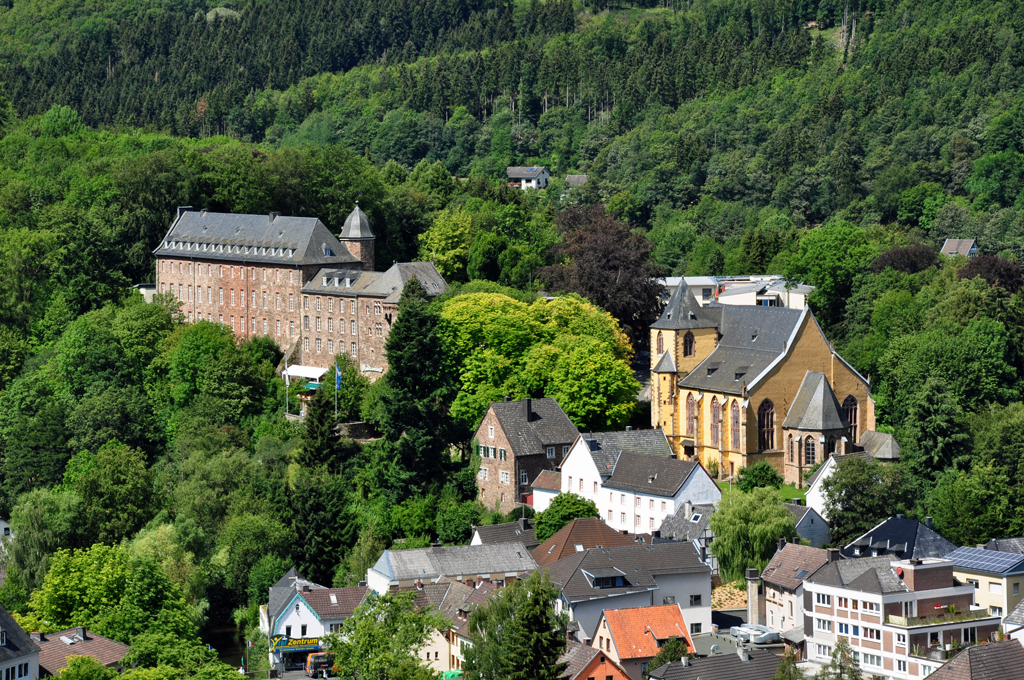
(710, 397), (721, 447)
(316, 338), (322, 353)
(861, 601), (879, 613)
(328, 339), (333, 354)
(498, 448), (506, 461)
(896, 633), (906, 646)
(660, 501), (666, 511)
(608, 510), (612, 522)
(563, 445), (570, 455)
(1016, 583), (1020, 596)
(316, 317), (321, 331)
(968, 578), (979, 588)
(689, 594), (702, 607)
(594, 482), (598, 494)
(301, 624), (307, 636)
(316, 296), (321, 311)
(290, 321), (294, 336)
(816, 593), (832, 606)
(304, 315), (309, 330)
(990, 581), (1003, 595)
(683, 331), (695, 357)
(837, 597), (848, 609)
(579, 478), (584, 492)
(621, 494), (626, 505)
(568, 476), (573, 489)
(862, 654), (881, 667)
(788, 435), (794, 463)
(636, 516), (641, 527)
(757, 400), (775, 450)
(621, 512), (626, 524)
(547, 447), (556, 458)
(304, 338), (309, 351)
(488, 447), (495, 458)
(650, 517), (655, 529)
(520, 471), (528, 484)
(991, 606), (1004, 616)
(649, 499), (654, 509)
(488, 426), (494, 439)
(500, 471), (510, 485)
(219, 287), (224, 303)
(897, 660), (907, 673)
(838, 623), (849, 635)
(690, 623), (701, 634)
(816, 645), (831, 659)
(328, 318), (333, 332)
(289, 293), (294, 311)
(636, 497), (641, 507)
(816, 619), (832, 632)
(731, 400), (740, 449)
(686, 393), (696, 436)
(219, 314), (223, 324)
(963, 627), (977, 644)
(843, 395), (859, 441)
(351, 343), (356, 356)
(479, 468), (488, 481)
(864, 627), (880, 640)
(285, 625), (292, 638)
(328, 298), (333, 312)
(276, 292), (281, 309)
(656, 331), (664, 354)
(805, 437), (816, 466)
(231, 289), (235, 305)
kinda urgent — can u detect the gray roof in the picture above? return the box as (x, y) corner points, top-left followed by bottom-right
(1005, 594), (1024, 627)
(0, 604), (40, 664)
(543, 542), (708, 604)
(565, 174), (588, 187)
(781, 371), (849, 431)
(859, 430), (902, 460)
(652, 352), (677, 373)
(506, 166), (547, 179)
(268, 568), (326, 623)
(154, 209), (361, 266)
(986, 537), (1024, 554)
(650, 281), (720, 331)
(945, 547), (1024, 575)
(370, 543), (538, 583)
(786, 502), (810, 524)
(583, 429), (674, 476)
(929, 639), (1024, 680)
(842, 516), (957, 560)
(301, 261), (448, 303)
(490, 399), (580, 457)
(805, 555), (909, 595)
(659, 504), (715, 541)
(677, 306), (804, 395)
(649, 649), (781, 680)
(340, 204), (375, 239)
(603, 452), (701, 497)
(472, 520), (539, 550)
(560, 640), (600, 680)
(941, 238), (978, 256)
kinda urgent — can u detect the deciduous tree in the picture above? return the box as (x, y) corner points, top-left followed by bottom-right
(709, 487), (795, 583)
(534, 493), (599, 542)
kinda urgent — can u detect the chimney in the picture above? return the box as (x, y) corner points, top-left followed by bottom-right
(653, 530), (661, 539)
(778, 537), (787, 551)
(925, 516), (933, 529)
(30, 632), (43, 642)
(415, 580), (423, 590)
(680, 657), (690, 667)
(737, 647), (751, 662)
(524, 398), (532, 421)
(700, 545), (707, 563)
(519, 517), (529, 531)
(626, 426), (633, 431)
(358, 580), (367, 587)
(684, 501), (692, 518)
(77, 627), (87, 640)
(826, 548), (840, 563)
(504, 396), (511, 402)
(269, 211), (280, 223)
(176, 206), (193, 220)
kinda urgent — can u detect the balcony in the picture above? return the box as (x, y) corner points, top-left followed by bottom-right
(886, 609), (994, 628)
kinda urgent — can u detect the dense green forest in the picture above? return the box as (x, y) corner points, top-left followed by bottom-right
(2, 0), (1024, 674)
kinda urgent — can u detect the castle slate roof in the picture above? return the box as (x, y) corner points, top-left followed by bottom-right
(659, 503), (715, 541)
(859, 430), (902, 460)
(583, 429), (674, 475)
(472, 519), (539, 550)
(986, 537), (1024, 554)
(531, 518), (638, 567)
(155, 209), (361, 266)
(761, 542), (829, 591)
(805, 555), (909, 595)
(490, 398), (580, 458)
(649, 649), (782, 680)
(370, 543), (537, 583)
(650, 281), (721, 331)
(543, 542), (708, 604)
(928, 639), (1024, 680)
(340, 204), (375, 239)
(301, 262), (448, 303)
(841, 516), (957, 560)
(603, 452), (702, 497)
(0, 604), (40, 665)
(781, 371), (850, 431)
(677, 305), (804, 395)
(652, 351), (677, 373)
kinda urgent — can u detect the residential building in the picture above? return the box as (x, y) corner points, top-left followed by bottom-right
(506, 166), (550, 189)
(153, 205), (447, 377)
(470, 518), (539, 551)
(474, 398), (580, 514)
(658, 276), (813, 310)
(751, 541), (833, 633)
(945, 547), (1024, 619)
(34, 628), (128, 676)
(0, 604), (40, 680)
(544, 542), (712, 643)
(531, 518), (638, 567)
(366, 543), (538, 594)
(1003, 598), (1024, 642)
(559, 430), (720, 535)
(803, 555), (1001, 678)
(531, 470), (561, 512)
(805, 430), (901, 519)
(841, 515), (956, 560)
(928, 639), (1024, 680)
(940, 238), (979, 258)
(658, 502), (717, 574)
(595, 604), (694, 680)
(647, 648), (782, 680)
(410, 580), (497, 673)
(560, 640), (632, 680)
(649, 281), (873, 476)
(786, 502), (830, 547)
(986, 537), (1024, 554)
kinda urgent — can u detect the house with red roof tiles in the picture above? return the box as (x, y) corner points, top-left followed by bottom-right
(34, 628), (127, 676)
(594, 604), (694, 680)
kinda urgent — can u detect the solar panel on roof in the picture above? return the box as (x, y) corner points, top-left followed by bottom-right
(948, 547), (1024, 573)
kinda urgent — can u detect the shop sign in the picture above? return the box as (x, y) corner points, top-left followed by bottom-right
(270, 635), (320, 652)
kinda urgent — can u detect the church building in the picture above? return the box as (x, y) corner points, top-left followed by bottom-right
(649, 282), (874, 486)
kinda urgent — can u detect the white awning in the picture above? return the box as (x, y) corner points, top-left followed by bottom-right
(283, 365), (328, 381)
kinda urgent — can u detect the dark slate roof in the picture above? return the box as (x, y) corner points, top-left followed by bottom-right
(340, 204), (374, 239)
(659, 503), (715, 541)
(371, 543), (537, 582)
(649, 649), (781, 680)
(531, 518), (638, 567)
(945, 547), (1024, 575)
(603, 452), (700, 497)
(543, 542), (708, 604)
(302, 587), (369, 620)
(929, 639), (1024, 680)
(583, 429), (674, 476)
(986, 537), (1024, 554)
(268, 568), (326, 623)
(650, 281), (720, 331)
(301, 262), (448, 303)
(652, 352), (677, 373)
(472, 519), (539, 550)
(780, 371), (849, 431)
(678, 306), (804, 395)
(560, 640), (600, 680)
(532, 470), (561, 491)
(786, 502), (810, 525)
(155, 209), (361, 266)
(506, 166), (547, 179)
(761, 542), (829, 591)
(841, 517), (957, 560)
(859, 430), (902, 460)
(805, 555), (909, 595)
(0, 604), (40, 665)
(1005, 594), (1024, 627)
(37, 628), (128, 674)
(491, 398), (580, 457)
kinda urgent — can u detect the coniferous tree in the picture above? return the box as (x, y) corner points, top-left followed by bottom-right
(814, 638), (861, 680)
(772, 648), (803, 680)
(300, 386), (338, 469)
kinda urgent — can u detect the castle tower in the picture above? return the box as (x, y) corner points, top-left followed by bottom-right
(339, 203), (376, 271)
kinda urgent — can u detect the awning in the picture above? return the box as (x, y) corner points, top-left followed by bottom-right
(283, 365), (328, 381)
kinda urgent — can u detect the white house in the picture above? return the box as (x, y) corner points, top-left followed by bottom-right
(559, 430), (720, 534)
(0, 604), (40, 680)
(506, 166), (550, 190)
(531, 470), (561, 512)
(805, 430), (901, 520)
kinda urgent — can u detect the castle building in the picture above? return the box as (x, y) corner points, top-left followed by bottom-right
(153, 205), (446, 377)
(649, 281), (873, 485)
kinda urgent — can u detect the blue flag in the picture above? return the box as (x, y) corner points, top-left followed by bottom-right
(336, 365), (342, 390)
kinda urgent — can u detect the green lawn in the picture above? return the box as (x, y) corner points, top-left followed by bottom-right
(716, 481), (807, 503)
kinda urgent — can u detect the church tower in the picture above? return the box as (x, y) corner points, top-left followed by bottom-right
(339, 203), (376, 271)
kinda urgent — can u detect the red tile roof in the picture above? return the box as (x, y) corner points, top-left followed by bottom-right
(302, 586), (369, 620)
(531, 518), (638, 566)
(37, 628), (129, 674)
(603, 605), (693, 660)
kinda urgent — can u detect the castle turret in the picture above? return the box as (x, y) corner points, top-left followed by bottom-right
(340, 203), (375, 271)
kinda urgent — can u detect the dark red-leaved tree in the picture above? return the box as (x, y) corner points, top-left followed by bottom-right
(957, 254), (1024, 294)
(871, 244), (939, 274)
(538, 205), (664, 341)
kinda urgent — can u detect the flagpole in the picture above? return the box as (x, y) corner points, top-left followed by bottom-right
(335, 364), (338, 419)
(285, 355), (289, 415)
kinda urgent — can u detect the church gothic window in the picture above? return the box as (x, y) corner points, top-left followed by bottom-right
(710, 398), (721, 447)
(657, 331), (664, 355)
(843, 395), (859, 442)
(683, 332), (695, 357)
(731, 401), (740, 450)
(804, 437), (816, 466)
(788, 435), (794, 462)
(757, 400), (775, 451)
(686, 394), (696, 436)
(827, 436), (837, 457)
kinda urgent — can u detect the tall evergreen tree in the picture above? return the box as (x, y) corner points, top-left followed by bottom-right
(772, 648), (803, 680)
(300, 386), (339, 469)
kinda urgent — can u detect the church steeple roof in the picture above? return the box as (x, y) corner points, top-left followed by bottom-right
(650, 280), (718, 330)
(781, 371), (850, 431)
(340, 203), (374, 240)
